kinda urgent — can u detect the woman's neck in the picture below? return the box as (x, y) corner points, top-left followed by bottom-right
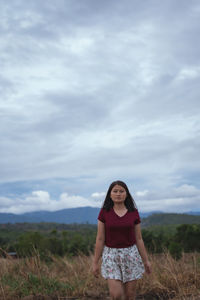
(113, 203), (126, 210)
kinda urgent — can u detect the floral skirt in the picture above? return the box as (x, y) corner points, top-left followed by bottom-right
(101, 244), (145, 283)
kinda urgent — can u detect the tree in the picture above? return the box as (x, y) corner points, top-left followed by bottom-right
(169, 241), (182, 260)
(15, 231), (47, 257)
(175, 224), (200, 252)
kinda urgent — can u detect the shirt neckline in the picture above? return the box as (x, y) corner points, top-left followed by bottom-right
(112, 207), (128, 218)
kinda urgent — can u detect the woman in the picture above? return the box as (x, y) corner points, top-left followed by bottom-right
(92, 180), (151, 300)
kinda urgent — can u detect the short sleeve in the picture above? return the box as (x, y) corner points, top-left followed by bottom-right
(134, 209), (141, 224)
(98, 208), (105, 223)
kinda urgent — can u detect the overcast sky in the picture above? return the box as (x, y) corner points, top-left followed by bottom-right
(0, 0), (200, 214)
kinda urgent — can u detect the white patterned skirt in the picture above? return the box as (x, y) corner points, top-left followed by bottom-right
(101, 244), (145, 283)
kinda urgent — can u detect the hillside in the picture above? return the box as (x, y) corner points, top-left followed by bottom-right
(0, 207), (200, 225)
(0, 207), (100, 224)
(142, 213), (200, 227)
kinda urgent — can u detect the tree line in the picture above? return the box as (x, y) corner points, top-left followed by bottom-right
(0, 223), (200, 260)
(142, 223), (200, 259)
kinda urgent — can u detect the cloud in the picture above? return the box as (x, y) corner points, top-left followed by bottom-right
(0, 0), (200, 212)
(0, 190), (100, 214)
(176, 66), (200, 81)
(91, 192), (106, 204)
(0, 184), (200, 214)
(135, 184), (200, 213)
(91, 192), (106, 198)
(136, 190), (149, 197)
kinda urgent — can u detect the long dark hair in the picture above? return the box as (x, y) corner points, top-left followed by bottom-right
(102, 180), (137, 211)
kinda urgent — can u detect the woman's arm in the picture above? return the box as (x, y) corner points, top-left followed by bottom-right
(92, 220), (105, 277)
(135, 223), (152, 274)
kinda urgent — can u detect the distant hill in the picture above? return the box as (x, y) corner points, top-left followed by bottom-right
(0, 207), (200, 225)
(142, 213), (200, 227)
(0, 207), (99, 224)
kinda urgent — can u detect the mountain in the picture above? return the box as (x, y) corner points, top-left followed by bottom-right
(0, 207), (99, 224)
(0, 207), (151, 224)
(0, 207), (155, 224)
(142, 213), (200, 227)
(184, 211), (200, 215)
(0, 207), (200, 224)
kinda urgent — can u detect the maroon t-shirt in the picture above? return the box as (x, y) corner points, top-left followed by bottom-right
(98, 207), (141, 248)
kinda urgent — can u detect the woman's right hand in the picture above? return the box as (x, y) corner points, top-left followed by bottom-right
(92, 262), (99, 277)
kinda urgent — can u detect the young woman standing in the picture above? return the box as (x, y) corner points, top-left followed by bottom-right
(92, 180), (151, 300)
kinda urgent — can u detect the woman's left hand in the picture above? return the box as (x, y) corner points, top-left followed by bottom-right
(144, 260), (152, 274)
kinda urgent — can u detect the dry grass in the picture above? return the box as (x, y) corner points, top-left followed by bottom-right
(0, 251), (199, 300)
(137, 251), (200, 300)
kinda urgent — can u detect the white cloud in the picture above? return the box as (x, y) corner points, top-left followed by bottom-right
(176, 66), (200, 81)
(91, 192), (106, 205)
(0, 184), (200, 214)
(136, 190), (149, 197)
(174, 184), (200, 197)
(136, 185), (200, 213)
(0, 190), (101, 214)
(91, 192), (106, 198)
(25, 191), (51, 205)
(0, 197), (15, 208)
(59, 193), (97, 209)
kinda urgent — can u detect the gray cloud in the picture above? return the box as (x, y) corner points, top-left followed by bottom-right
(0, 0), (200, 212)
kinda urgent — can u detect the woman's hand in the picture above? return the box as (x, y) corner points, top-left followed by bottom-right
(92, 262), (100, 277)
(144, 260), (152, 274)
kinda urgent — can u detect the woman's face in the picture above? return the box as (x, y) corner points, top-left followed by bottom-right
(110, 184), (127, 204)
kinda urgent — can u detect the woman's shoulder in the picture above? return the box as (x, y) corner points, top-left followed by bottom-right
(98, 207), (112, 220)
(99, 207), (112, 214)
(129, 208), (140, 215)
(98, 207), (111, 222)
(130, 209), (141, 224)
(127, 208), (139, 213)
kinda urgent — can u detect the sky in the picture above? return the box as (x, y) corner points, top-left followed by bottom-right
(0, 0), (200, 214)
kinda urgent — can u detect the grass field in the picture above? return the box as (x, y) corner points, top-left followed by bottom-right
(0, 251), (199, 299)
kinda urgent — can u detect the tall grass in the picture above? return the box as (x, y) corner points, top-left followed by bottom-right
(0, 251), (199, 299)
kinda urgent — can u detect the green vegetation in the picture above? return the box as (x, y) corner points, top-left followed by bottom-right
(0, 223), (96, 258)
(0, 217), (200, 260)
(142, 213), (200, 226)
(1, 272), (73, 298)
(141, 223), (200, 259)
